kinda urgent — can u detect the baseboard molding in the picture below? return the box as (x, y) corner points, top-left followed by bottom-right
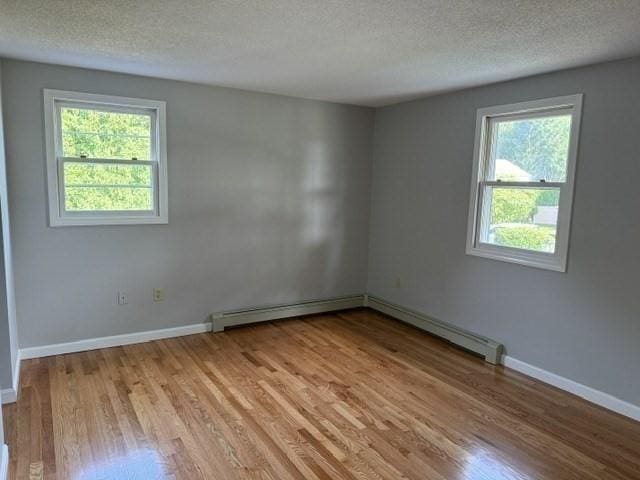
(20, 322), (211, 360)
(13, 297), (637, 422)
(211, 295), (366, 332)
(365, 295), (503, 364)
(1, 350), (21, 404)
(0, 389), (15, 404)
(0, 444), (8, 480)
(503, 355), (640, 422)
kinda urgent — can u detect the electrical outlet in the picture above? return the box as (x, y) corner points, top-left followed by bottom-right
(395, 277), (402, 288)
(117, 291), (128, 305)
(153, 288), (165, 302)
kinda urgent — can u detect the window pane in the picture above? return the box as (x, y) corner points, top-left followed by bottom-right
(64, 162), (152, 186)
(488, 114), (572, 182)
(480, 187), (560, 253)
(64, 162), (153, 211)
(61, 107), (151, 160)
(65, 187), (153, 211)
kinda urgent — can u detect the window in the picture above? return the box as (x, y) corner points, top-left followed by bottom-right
(466, 95), (583, 272)
(44, 90), (168, 226)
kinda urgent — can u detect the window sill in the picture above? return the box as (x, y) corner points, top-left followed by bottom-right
(466, 244), (566, 272)
(49, 215), (168, 227)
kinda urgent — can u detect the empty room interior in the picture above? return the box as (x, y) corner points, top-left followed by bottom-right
(1, 1), (640, 479)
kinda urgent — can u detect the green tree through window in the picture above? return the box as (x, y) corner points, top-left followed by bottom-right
(61, 107), (154, 211)
(487, 115), (570, 252)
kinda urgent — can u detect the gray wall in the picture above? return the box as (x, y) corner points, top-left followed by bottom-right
(0, 402), (3, 450)
(0, 62), (6, 450)
(0, 217), (12, 389)
(0, 61), (18, 392)
(368, 56), (640, 405)
(3, 55), (639, 408)
(1, 59), (373, 348)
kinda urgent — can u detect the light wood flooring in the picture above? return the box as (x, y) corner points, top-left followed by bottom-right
(4, 308), (640, 479)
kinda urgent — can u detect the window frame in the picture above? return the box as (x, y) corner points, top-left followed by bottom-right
(44, 89), (168, 227)
(465, 94), (583, 272)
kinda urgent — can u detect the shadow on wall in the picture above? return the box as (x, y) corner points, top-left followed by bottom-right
(3, 59), (372, 348)
(145, 99), (357, 313)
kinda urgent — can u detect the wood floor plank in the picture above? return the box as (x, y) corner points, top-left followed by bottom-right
(4, 308), (640, 479)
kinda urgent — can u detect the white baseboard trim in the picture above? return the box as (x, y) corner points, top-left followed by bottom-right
(20, 322), (212, 360)
(366, 295), (503, 364)
(503, 355), (640, 422)
(0, 444), (8, 480)
(1, 350), (21, 404)
(211, 295), (366, 332)
(13, 298), (638, 422)
(0, 389), (15, 404)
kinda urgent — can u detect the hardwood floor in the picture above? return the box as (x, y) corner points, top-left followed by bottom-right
(4, 308), (640, 480)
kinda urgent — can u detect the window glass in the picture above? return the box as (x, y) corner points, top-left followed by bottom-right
(488, 114), (572, 182)
(60, 107), (152, 160)
(63, 162), (153, 211)
(481, 187), (560, 253)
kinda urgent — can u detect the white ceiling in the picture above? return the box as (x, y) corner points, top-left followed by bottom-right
(1, 1), (640, 107)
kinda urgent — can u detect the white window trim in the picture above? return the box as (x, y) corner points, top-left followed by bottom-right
(465, 94), (583, 272)
(43, 89), (168, 227)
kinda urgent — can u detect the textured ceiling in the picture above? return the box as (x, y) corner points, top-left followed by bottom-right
(1, 1), (640, 106)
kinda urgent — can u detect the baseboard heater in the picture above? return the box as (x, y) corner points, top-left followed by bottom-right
(210, 293), (502, 364)
(365, 295), (502, 364)
(210, 295), (366, 333)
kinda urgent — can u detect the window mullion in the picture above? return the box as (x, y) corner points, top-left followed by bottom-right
(62, 157), (155, 166)
(476, 182), (491, 247)
(57, 156), (66, 217)
(481, 118), (496, 181)
(482, 180), (565, 188)
(152, 162), (160, 215)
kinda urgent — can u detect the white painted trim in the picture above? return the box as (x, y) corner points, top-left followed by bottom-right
(0, 388), (15, 404)
(465, 94), (584, 272)
(503, 355), (640, 422)
(20, 322), (210, 360)
(1, 349), (21, 404)
(43, 89), (169, 227)
(0, 444), (8, 480)
(366, 295), (503, 364)
(211, 295), (366, 332)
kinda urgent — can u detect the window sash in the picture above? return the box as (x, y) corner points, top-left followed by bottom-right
(475, 183), (565, 252)
(55, 101), (157, 162)
(487, 106), (573, 125)
(56, 100), (156, 118)
(480, 180), (564, 188)
(473, 171), (570, 258)
(57, 157), (159, 217)
(482, 107), (574, 184)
